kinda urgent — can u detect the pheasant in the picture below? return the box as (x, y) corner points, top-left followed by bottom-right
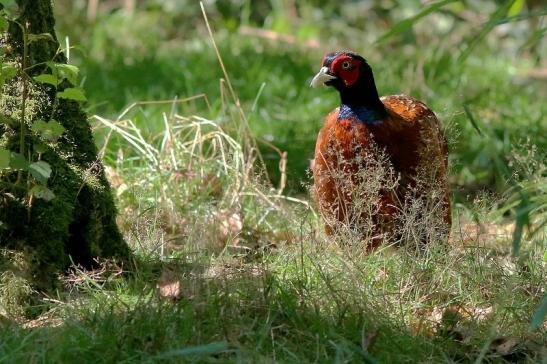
(310, 51), (451, 248)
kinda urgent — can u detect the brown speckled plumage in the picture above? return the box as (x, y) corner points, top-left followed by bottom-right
(311, 52), (451, 247)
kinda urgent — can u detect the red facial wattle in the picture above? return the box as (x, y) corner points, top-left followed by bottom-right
(330, 55), (362, 87)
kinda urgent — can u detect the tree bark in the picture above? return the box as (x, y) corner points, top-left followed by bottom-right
(0, 0), (130, 291)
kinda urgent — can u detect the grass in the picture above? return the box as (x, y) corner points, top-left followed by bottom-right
(53, 1), (547, 197)
(0, 221), (544, 362)
(1, 90), (545, 363)
(84, 35), (545, 197)
(1, 1), (546, 363)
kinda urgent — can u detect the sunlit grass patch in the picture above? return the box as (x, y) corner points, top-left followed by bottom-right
(93, 100), (310, 260)
(1, 207), (543, 362)
(1, 96), (543, 361)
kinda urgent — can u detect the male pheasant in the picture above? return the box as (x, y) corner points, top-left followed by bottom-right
(310, 51), (451, 248)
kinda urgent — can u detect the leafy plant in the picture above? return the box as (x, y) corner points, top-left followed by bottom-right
(0, 8), (88, 209)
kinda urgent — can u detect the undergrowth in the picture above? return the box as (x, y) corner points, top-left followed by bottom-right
(1, 66), (545, 364)
(94, 103), (305, 258)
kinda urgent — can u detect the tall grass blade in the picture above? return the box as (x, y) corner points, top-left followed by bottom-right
(199, 1), (269, 179)
(155, 341), (232, 358)
(463, 103), (483, 136)
(530, 293), (547, 331)
(474, 335), (495, 364)
(375, 0), (458, 44)
(495, 9), (547, 25)
(511, 192), (535, 257)
(458, 1), (516, 63)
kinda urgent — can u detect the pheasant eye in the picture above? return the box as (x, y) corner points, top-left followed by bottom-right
(342, 61), (351, 70)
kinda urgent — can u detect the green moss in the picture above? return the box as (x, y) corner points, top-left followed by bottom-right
(0, 249), (34, 317)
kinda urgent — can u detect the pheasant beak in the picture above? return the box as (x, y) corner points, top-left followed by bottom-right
(310, 66), (336, 88)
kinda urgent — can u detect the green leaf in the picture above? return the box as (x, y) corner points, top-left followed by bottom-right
(376, 0), (458, 43)
(0, 16), (8, 32)
(156, 342), (231, 359)
(1, 63), (17, 80)
(34, 141), (48, 154)
(55, 64), (79, 85)
(530, 294), (547, 331)
(29, 160), (52, 184)
(47, 62), (79, 85)
(29, 185), (55, 201)
(9, 152), (28, 170)
(0, 113), (16, 126)
(32, 119), (65, 142)
(0, 1), (16, 15)
(512, 193), (532, 257)
(57, 87), (86, 102)
(46, 61), (58, 78)
(34, 73), (58, 87)
(0, 148), (10, 169)
(507, 0), (525, 17)
(27, 33), (55, 44)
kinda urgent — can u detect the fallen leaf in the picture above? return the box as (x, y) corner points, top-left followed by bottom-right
(158, 270), (182, 300)
(217, 210), (243, 246)
(493, 337), (520, 356)
(411, 304), (492, 340)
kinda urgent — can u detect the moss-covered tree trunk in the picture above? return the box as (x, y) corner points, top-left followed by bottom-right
(0, 0), (130, 291)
